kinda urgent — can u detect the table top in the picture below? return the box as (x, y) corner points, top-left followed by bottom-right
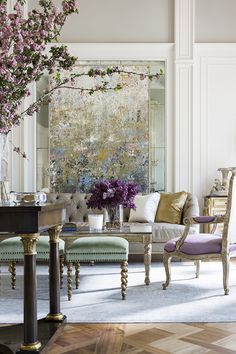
(62, 224), (152, 236)
(0, 202), (65, 211)
(0, 202), (66, 233)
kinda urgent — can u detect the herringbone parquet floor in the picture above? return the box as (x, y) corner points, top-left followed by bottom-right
(42, 323), (236, 354)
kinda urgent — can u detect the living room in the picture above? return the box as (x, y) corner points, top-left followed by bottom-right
(1, 0), (236, 353)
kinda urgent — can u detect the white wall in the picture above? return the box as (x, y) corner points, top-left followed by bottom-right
(195, 0), (236, 42)
(29, 0), (174, 43)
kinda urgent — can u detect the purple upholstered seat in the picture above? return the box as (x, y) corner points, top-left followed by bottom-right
(164, 233), (236, 255)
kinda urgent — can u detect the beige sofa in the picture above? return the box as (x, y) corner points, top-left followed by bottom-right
(46, 192), (199, 258)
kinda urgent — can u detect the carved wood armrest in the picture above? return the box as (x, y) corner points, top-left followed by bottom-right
(176, 215), (225, 251)
(183, 215), (225, 225)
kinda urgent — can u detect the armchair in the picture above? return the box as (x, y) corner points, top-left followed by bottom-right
(162, 170), (236, 295)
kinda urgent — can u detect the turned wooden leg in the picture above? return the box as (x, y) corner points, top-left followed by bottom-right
(195, 260), (201, 278)
(222, 253), (230, 295)
(162, 252), (172, 290)
(60, 255), (64, 289)
(125, 265), (128, 285)
(144, 242), (152, 285)
(75, 262), (80, 289)
(121, 261), (128, 300)
(67, 262), (73, 301)
(9, 261), (16, 290)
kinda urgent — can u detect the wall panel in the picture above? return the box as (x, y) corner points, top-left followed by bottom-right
(194, 45), (236, 207)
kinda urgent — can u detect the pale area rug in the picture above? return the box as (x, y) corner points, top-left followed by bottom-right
(0, 261), (236, 323)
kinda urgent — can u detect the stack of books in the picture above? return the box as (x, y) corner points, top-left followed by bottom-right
(62, 222), (79, 232)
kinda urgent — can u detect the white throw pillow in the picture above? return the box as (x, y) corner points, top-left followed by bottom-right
(128, 193), (160, 223)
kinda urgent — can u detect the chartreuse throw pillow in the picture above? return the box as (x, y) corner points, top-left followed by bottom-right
(155, 191), (188, 224)
(128, 192), (160, 223)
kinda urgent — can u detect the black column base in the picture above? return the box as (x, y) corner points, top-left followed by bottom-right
(0, 318), (65, 354)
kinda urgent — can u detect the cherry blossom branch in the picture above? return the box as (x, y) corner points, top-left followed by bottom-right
(20, 67), (164, 119)
(9, 140), (28, 160)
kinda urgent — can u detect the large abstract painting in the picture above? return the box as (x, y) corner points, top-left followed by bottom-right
(49, 65), (149, 192)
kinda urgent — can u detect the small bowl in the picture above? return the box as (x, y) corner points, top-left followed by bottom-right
(10, 192), (47, 205)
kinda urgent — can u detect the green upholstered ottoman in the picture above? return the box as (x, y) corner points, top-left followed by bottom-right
(66, 236), (129, 300)
(0, 236), (65, 289)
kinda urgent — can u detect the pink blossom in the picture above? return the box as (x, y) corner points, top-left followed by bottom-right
(0, 0), (79, 133)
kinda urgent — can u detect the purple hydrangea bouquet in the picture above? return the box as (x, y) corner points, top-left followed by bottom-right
(86, 179), (139, 228)
(86, 179), (139, 210)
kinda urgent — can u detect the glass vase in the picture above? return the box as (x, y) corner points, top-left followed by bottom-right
(105, 205), (123, 229)
(0, 134), (9, 204)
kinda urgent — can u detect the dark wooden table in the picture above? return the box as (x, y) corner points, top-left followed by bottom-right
(0, 203), (66, 353)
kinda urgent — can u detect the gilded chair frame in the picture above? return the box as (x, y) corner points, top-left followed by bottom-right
(163, 170), (236, 295)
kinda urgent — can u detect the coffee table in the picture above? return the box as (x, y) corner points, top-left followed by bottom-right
(60, 224), (153, 285)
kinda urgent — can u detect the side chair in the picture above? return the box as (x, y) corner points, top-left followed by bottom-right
(162, 170), (236, 295)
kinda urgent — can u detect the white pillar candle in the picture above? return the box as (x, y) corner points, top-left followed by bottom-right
(88, 214), (104, 230)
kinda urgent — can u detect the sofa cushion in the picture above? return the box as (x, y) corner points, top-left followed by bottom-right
(128, 193), (160, 223)
(155, 191), (188, 224)
(124, 222), (197, 243)
(152, 222), (197, 242)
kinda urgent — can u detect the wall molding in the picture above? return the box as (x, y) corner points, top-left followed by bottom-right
(175, 64), (193, 191)
(175, 0), (195, 61)
(174, 0), (194, 191)
(193, 44), (236, 206)
(48, 43), (174, 61)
